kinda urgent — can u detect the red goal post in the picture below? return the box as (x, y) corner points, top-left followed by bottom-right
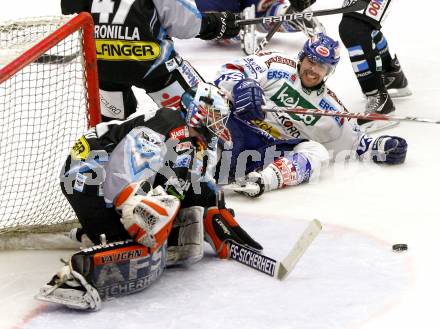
(0, 13), (100, 245)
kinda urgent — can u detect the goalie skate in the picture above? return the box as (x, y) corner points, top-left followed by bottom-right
(36, 265), (101, 311)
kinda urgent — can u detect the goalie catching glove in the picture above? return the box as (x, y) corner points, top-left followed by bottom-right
(204, 207), (263, 259)
(115, 182), (180, 248)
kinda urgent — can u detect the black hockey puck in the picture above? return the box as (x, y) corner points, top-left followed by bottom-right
(392, 244), (408, 252)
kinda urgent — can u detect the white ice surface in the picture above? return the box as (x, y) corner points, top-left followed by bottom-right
(1, 1), (439, 329)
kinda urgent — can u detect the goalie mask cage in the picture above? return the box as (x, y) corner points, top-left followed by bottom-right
(0, 13), (100, 239)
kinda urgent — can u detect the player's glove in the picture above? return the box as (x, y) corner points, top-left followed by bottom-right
(204, 207), (263, 258)
(371, 135), (407, 164)
(115, 183), (180, 248)
(61, 0), (90, 15)
(232, 78), (265, 121)
(291, 0), (316, 12)
(199, 11), (240, 40)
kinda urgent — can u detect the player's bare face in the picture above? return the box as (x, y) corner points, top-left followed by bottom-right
(299, 57), (328, 88)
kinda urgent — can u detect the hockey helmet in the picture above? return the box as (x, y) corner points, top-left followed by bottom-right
(298, 33), (340, 74)
(181, 82), (231, 141)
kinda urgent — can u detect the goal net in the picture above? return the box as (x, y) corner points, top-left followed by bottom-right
(0, 13), (100, 246)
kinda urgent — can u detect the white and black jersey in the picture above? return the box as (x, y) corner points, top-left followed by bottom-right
(62, 0), (202, 83)
(61, 108), (216, 243)
(62, 0), (205, 121)
(343, 0), (393, 29)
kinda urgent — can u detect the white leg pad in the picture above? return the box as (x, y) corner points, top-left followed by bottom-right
(167, 206), (204, 266)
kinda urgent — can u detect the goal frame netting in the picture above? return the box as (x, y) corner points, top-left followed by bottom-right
(0, 13), (100, 248)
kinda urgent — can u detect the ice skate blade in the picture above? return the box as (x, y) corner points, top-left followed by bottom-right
(388, 87), (412, 98)
(360, 120), (400, 133)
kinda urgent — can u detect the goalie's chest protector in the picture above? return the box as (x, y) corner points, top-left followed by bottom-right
(102, 125), (167, 204)
(65, 109), (192, 202)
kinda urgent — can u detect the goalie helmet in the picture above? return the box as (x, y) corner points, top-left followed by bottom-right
(298, 33), (340, 74)
(180, 82), (231, 142)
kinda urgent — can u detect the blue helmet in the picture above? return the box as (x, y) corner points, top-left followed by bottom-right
(299, 33), (340, 72)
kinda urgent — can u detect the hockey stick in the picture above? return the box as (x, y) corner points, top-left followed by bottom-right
(228, 219), (322, 280)
(237, 0), (367, 27)
(254, 4), (295, 54)
(35, 51), (80, 64)
(264, 107), (440, 124)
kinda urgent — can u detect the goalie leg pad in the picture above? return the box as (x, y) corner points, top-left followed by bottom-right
(166, 206), (204, 266)
(36, 240), (167, 310)
(74, 241), (167, 300)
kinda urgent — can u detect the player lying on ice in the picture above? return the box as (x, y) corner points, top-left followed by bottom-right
(35, 83), (262, 311)
(212, 33), (408, 197)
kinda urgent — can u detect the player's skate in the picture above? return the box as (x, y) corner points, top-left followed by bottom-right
(258, 2), (326, 41)
(384, 56), (412, 98)
(241, 5), (258, 55)
(358, 86), (398, 133)
(225, 172), (266, 198)
(291, 6), (326, 38)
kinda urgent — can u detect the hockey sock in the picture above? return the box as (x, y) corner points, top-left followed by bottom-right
(372, 30), (392, 72)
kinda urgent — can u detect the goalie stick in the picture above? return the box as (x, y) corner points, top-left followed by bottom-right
(264, 107), (440, 124)
(238, 0), (367, 27)
(228, 219), (322, 280)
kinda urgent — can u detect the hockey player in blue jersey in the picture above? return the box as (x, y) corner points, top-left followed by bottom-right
(211, 33), (408, 197)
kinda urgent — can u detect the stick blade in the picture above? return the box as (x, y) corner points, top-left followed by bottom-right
(277, 219), (322, 281)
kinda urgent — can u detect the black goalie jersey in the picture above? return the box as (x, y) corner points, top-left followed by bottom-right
(62, 108), (216, 210)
